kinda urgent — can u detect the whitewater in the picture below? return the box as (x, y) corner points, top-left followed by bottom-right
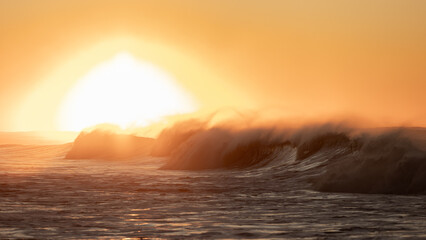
(1, 124), (426, 239)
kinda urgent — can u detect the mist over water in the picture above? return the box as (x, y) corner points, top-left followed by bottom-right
(1, 117), (426, 238)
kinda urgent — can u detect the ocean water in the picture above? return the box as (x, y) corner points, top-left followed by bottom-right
(1, 128), (426, 239)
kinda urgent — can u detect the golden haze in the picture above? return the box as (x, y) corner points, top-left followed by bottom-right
(1, 0), (426, 131)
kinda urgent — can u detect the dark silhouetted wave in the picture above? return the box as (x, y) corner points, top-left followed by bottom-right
(313, 132), (426, 194)
(156, 123), (426, 194)
(65, 123), (426, 194)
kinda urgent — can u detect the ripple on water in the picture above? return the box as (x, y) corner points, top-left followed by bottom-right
(0, 146), (426, 239)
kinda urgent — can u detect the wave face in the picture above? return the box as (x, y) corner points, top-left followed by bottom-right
(160, 126), (291, 170)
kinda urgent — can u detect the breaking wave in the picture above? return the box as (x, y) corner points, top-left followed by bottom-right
(66, 121), (426, 194)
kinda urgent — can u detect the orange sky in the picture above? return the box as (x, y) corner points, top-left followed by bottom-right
(1, 0), (426, 131)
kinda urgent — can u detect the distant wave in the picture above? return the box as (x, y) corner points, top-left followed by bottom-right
(65, 121), (426, 194)
(66, 130), (154, 159)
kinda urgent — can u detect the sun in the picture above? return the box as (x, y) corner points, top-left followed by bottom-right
(58, 52), (198, 131)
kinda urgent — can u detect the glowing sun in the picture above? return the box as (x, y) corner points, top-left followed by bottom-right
(58, 52), (197, 131)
